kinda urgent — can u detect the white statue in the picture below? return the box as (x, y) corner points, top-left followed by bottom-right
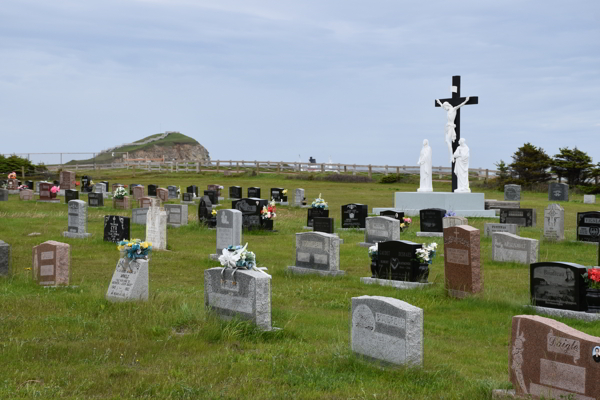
(436, 96), (470, 163)
(453, 138), (470, 193)
(417, 139), (433, 192)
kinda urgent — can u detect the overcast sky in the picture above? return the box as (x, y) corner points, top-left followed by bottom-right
(1, 1), (599, 169)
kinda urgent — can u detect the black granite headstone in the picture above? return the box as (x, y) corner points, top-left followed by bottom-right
(499, 208), (536, 227)
(313, 217), (334, 234)
(232, 197), (269, 229)
(182, 193), (193, 202)
(373, 240), (423, 282)
(81, 176), (93, 192)
(247, 187), (261, 198)
(530, 261), (587, 312)
(204, 190), (217, 205)
(65, 189), (79, 204)
(103, 215), (131, 243)
(577, 211), (600, 243)
(341, 203), (368, 229)
(229, 186), (242, 199)
(25, 180), (34, 190)
(187, 185), (198, 197)
(148, 184), (158, 197)
(307, 208), (329, 228)
(88, 193), (104, 207)
(270, 188), (287, 202)
(380, 210), (405, 222)
(101, 181), (109, 192)
(419, 208), (445, 233)
(198, 196), (216, 227)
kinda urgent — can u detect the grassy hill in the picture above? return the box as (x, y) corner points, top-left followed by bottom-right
(66, 132), (200, 165)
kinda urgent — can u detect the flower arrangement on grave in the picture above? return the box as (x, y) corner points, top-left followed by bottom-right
(400, 217), (412, 232)
(75, 181), (80, 186)
(444, 210), (456, 217)
(583, 267), (600, 289)
(311, 193), (328, 209)
(117, 239), (152, 260)
(261, 200), (276, 219)
(7, 172), (16, 179)
(415, 242), (438, 265)
(211, 209), (217, 216)
(113, 187), (127, 200)
(218, 243), (270, 278)
(282, 189), (288, 195)
(50, 186), (60, 194)
(18, 185), (28, 190)
(368, 242), (378, 261)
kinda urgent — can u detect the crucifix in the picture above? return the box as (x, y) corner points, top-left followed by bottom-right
(435, 76), (478, 192)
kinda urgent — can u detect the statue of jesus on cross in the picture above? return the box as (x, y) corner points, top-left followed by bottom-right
(436, 97), (470, 164)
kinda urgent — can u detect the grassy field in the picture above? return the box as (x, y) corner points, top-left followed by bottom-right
(1, 170), (599, 399)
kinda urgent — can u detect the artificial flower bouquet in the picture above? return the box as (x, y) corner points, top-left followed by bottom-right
(218, 243), (270, 278)
(117, 239), (152, 260)
(368, 242), (378, 260)
(261, 200), (276, 219)
(583, 267), (600, 289)
(311, 193), (328, 209)
(50, 186), (60, 194)
(114, 187), (128, 200)
(400, 217), (412, 232)
(415, 242), (438, 264)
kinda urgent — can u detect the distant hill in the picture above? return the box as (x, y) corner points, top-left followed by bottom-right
(67, 132), (210, 165)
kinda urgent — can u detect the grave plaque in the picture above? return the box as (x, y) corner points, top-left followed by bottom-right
(32, 241), (70, 286)
(215, 209), (243, 255)
(146, 200), (167, 250)
(484, 223), (519, 237)
(164, 204), (188, 227)
(544, 204), (565, 241)
(19, 189), (34, 201)
(106, 256), (149, 302)
(103, 215), (131, 243)
(229, 186), (242, 200)
(132, 185), (145, 200)
(341, 203), (368, 229)
(373, 240), (423, 282)
(64, 189), (79, 204)
(548, 182), (569, 201)
(288, 232), (344, 276)
(270, 188), (287, 203)
(504, 184), (521, 201)
(132, 208), (149, 225)
(167, 185), (178, 199)
(0, 240), (11, 276)
(148, 184), (158, 197)
(307, 208), (329, 228)
(247, 187), (261, 198)
(530, 262), (587, 312)
(509, 315), (600, 400)
(156, 188), (169, 203)
(87, 193), (104, 207)
(499, 208), (537, 227)
(419, 208), (446, 233)
(59, 170), (76, 190)
(577, 211), (600, 243)
(204, 190), (217, 205)
(232, 198), (269, 229)
(186, 185), (198, 197)
(443, 225), (482, 298)
(379, 210), (405, 222)
(63, 200), (92, 238)
(313, 217), (335, 234)
(492, 232), (538, 264)
(204, 267), (272, 330)
(361, 217), (400, 247)
(294, 188), (305, 206)
(351, 295), (423, 366)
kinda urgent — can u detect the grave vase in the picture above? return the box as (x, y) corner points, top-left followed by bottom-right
(417, 263), (430, 283)
(370, 258), (380, 279)
(586, 288), (600, 313)
(262, 218), (274, 231)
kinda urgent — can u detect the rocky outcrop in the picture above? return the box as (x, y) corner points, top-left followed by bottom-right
(128, 143), (210, 162)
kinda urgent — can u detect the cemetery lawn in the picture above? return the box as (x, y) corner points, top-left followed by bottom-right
(1, 170), (600, 400)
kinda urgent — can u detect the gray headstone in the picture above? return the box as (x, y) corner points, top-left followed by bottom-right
(167, 185), (178, 199)
(543, 203), (565, 241)
(95, 183), (108, 198)
(499, 208), (537, 227)
(288, 231), (344, 276)
(351, 295), (423, 366)
(442, 216), (468, 229)
(584, 195), (596, 204)
(504, 184), (521, 201)
(215, 209), (243, 255)
(0, 240), (11, 276)
(548, 182), (569, 201)
(62, 200), (91, 238)
(146, 199), (167, 250)
(204, 267), (272, 331)
(492, 232), (539, 264)
(484, 223), (519, 237)
(0, 189), (7, 201)
(106, 256), (149, 302)
(359, 216), (400, 247)
(132, 208), (149, 225)
(164, 204), (188, 227)
(294, 188), (305, 206)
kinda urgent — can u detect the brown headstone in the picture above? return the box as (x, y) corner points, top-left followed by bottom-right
(38, 182), (56, 201)
(32, 240), (70, 286)
(510, 315), (600, 399)
(156, 188), (169, 203)
(132, 185), (145, 201)
(6, 179), (18, 190)
(59, 170), (76, 190)
(138, 197), (153, 209)
(19, 189), (34, 200)
(207, 184), (221, 197)
(443, 225), (482, 298)
(113, 196), (130, 210)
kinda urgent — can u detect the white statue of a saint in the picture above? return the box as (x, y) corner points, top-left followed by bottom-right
(436, 96), (470, 163)
(417, 139), (433, 192)
(453, 138), (470, 193)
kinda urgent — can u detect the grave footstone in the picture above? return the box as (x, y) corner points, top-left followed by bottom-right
(0, 189), (7, 202)
(64, 189), (79, 204)
(492, 232), (538, 264)
(288, 232), (344, 276)
(156, 188), (169, 203)
(443, 225), (482, 298)
(442, 216), (468, 229)
(210, 209), (243, 260)
(164, 204), (188, 228)
(306, 208), (329, 228)
(0, 240), (11, 276)
(167, 185), (178, 199)
(548, 182), (569, 201)
(232, 198), (269, 230)
(106, 255), (149, 302)
(341, 203), (368, 229)
(508, 315), (600, 400)
(32, 241), (70, 286)
(87, 193), (104, 207)
(577, 211), (600, 243)
(499, 208), (537, 227)
(132, 185), (145, 201)
(584, 195), (596, 204)
(146, 200), (167, 250)
(359, 216), (400, 247)
(417, 208), (446, 236)
(59, 170), (76, 190)
(204, 267), (273, 330)
(247, 187), (260, 198)
(485, 200), (521, 215)
(543, 203), (565, 241)
(63, 200), (92, 238)
(351, 295), (423, 366)
(483, 223), (519, 237)
(148, 184), (158, 197)
(530, 262), (587, 312)
(132, 207), (149, 225)
(103, 215), (131, 243)
(504, 184), (521, 201)
(19, 189), (33, 201)
(229, 186), (242, 200)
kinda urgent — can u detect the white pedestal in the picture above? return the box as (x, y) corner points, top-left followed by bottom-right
(373, 192), (497, 218)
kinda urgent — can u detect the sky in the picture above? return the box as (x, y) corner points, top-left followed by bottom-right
(1, 0), (599, 169)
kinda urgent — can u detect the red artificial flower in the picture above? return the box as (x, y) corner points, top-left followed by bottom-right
(75, 181), (80, 186)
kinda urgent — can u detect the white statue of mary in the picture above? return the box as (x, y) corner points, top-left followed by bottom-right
(417, 139), (433, 192)
(453, 138), (470, 193)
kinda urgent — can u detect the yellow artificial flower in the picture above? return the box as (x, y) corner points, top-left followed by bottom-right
(211, 209), (217, 216)
(141, 242), (149, 248)
(282, 189), (288, 194)
(127, 242), (133, 247)
(117, 245), (124, 251)
(400, 223), (405, 228)
(147, 242), (152, 247)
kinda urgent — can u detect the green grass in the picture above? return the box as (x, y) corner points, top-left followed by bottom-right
(1, 171), (599, 399)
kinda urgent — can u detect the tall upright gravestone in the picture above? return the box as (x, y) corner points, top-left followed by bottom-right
(530, 262), (587, 312)
(146, 199), (167, 250)
(59, 170), (76, 190)
(577, 211), (600, 243)
(32, 241), (70, 286)
(504, 184), (521, 201)
(164, 204), (188, 228)
(443, 225), (482, 298)
(210, 209), (243, 260)
(103, 216), (131, 243)
(63, 200), (92, 238)
(543, 203), (564, 241)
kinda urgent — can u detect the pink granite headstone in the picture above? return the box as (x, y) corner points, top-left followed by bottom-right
(138, 197), (153, 209)
(59, 170), (76, 190)
(443, 225), (482, 298)
(113, 196), (130, 210)
(19, 189), (34, 200)
(132, 185), (145, 201)
(32, 241), (70, 286)
(156, 188), (169, 203)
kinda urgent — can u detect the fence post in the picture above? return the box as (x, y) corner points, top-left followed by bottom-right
(171, 163), (174, 173)
(132, 165), (135, 177)
(236, 162), (240, 173)
(486, 169), (489, 179)
(255, 161), (259, 174)
(21, 166), (25, 178)
(216, 161), (220, 173)
(278, 162), (281, 173)
(196, 162), (200, 173)
(344, 165), (347, 173)
(385, 165), (388, 176)
(368, 165), (372, 179)
(353, 164), (357, 176)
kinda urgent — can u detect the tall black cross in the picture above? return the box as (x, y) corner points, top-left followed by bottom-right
(434, 76), (478, 192)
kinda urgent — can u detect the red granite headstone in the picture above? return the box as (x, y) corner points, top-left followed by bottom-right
(38, 182), (56, 201)
(113, 196), (130, 210)
(510, 315), (600, 399)
(443, 225), (482, 298)
(59, 170), (76, 190)
(132, 185), (145, 201)
(32, 241), (70, 286)
(6, 179), (18, 190)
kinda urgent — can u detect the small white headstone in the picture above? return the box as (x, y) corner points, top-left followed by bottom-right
(106, 256), (149, 302)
